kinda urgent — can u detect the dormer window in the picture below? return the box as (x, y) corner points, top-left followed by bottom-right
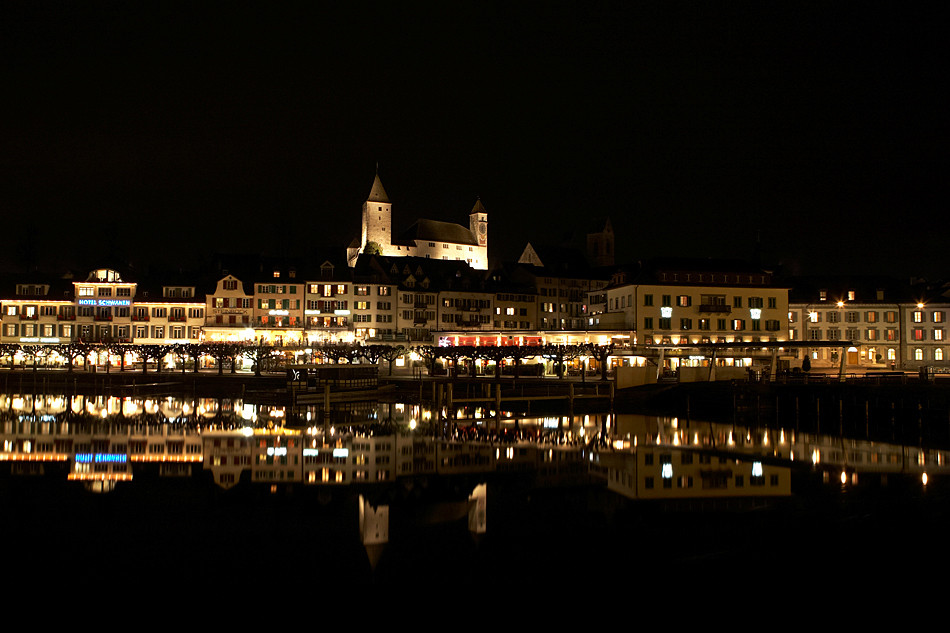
(847, 290), (856, 301)
(819, 290), (827, 301)
(273, 271), (280, 278)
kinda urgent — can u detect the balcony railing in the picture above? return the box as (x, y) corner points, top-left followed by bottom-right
(131, 315), (150, 321)
(699, 304), (732, 313)
(18, 314), (37, 320)
(57, 314), (76, 321)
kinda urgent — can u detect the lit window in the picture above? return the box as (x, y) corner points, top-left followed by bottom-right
(915, 348), (924, 361)
(914, 311), (924, 323)
(936, 348), (945, 361)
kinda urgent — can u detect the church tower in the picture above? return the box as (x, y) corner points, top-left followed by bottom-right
(361, 172), (392, 254)
(586, 218), (614, 267)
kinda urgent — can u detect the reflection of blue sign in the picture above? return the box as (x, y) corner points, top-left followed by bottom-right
(77, 299), (131, 307)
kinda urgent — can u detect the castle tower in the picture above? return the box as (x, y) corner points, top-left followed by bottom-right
(361, 172), (392, 254)
(469, 198), (488, 249)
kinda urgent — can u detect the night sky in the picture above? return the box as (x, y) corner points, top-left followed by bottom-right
(1, 2), (946, 279)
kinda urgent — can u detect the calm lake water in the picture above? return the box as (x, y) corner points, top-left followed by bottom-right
(2, 389), (948, 591)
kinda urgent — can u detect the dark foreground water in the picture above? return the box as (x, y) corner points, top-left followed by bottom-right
(4, 467), (948, 596)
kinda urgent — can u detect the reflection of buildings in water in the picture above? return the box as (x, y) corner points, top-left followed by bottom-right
(601, 447), (792, 500)
(2, 394), (947, 499)
(601, 413), (948, 499)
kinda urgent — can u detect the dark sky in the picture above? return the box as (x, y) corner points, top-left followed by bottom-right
(1, 2), (946, 279)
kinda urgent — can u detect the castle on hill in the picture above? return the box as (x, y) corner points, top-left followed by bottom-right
(346, 172), (488, 270)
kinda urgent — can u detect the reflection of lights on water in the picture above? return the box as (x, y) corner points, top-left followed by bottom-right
(409, 419), (416, 430)
(840, 471), (847, 485)
(752, 462), (763, 477)
(241, 427), (254, 437)
(812, 449), (820, 465)
(727, 432), (735, 446)
(923, 472), (929, 486)
(779, 429), (786, 444)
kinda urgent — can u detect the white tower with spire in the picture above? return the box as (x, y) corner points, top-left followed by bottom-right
(361, 171), (392, 254)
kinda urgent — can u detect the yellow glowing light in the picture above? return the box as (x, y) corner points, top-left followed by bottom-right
(922, 472), (928, 486)
(840, 470), (847, 484)
(837, 301), (844, 308)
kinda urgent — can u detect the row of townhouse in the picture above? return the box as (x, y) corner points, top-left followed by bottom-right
(202, 255), (563, 346)
(1, 268), (205, 346)
(586, 264), (950, 371)
(7, 260), (948, 372)
(787, 278), (950, 370)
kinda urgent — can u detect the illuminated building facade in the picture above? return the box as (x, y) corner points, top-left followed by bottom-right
(133, 283), (204, 344)
(787, 278), (926, 370)
(902, 301), (950, 370)
(252, 267), (305, 346)
(587, 259), (789, 345)
(204, 274), (254, 342)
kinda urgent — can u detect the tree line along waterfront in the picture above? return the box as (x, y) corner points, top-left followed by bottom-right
(0, 340), (615, 380)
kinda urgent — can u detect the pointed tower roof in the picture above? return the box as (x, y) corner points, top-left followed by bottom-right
(367, 173), (390, 203)
(471, 198), (487, 214)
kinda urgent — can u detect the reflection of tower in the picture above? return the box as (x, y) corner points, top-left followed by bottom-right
(469, 198), (488, 248)
(361, 172), (392, 253)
